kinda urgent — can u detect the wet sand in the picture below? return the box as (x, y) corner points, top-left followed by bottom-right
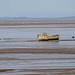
(0, 48), (75, 54)
(0, 23), (75, 75)
(0, 22), (75, 26)
(0, 48), (75, 75)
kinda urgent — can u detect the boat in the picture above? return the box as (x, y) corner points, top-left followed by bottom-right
(37, 33), (59, 41)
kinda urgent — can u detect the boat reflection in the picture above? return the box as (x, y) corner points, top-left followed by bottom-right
(38, 41), (59, 49)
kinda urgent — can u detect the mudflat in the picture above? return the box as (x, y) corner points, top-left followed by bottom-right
(0, 22), (75, 75)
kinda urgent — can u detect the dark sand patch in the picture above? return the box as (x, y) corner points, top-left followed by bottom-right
(1, 68), (75, 75)
(0, 69), (14, 72)
(0, 48), (75, 54)
(0, 22), (75, 26)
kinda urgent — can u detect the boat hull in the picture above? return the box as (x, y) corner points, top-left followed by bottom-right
(38, 34), (59, 41)
(38, 37), (59, 41)
(48, 37), (59, 40)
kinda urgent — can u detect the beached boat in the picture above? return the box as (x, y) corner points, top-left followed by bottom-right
(37, 33), (59, 41)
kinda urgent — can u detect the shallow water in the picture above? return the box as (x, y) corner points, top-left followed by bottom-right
(0, 24), (75, 49)
(0, 24), (75, 75)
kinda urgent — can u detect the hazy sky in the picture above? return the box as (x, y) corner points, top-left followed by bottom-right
(0, 0), (75, 18)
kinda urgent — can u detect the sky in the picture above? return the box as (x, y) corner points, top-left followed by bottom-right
(0, 0), (75, 18)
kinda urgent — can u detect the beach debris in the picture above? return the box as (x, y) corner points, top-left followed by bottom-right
(0, 38), (3, 40)
(72, 36), (75, 38)
(37, 33), (59, 41)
